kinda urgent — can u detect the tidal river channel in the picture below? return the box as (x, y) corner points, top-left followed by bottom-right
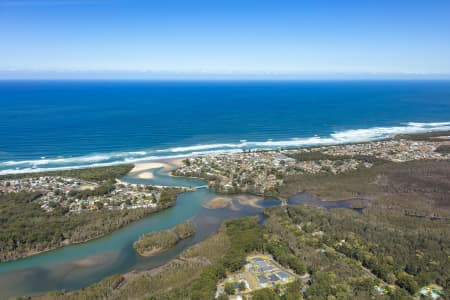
(0, 166), (354, 299)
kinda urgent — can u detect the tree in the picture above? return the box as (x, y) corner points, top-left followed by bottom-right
(224, 282), (236, 295)
(217, 293), (229, 300)
(389, 287), (411, 299)
(396, 272), (419, 294)
(251, 288), (281, 300)
(284, 282), (303, 300)
(183, 158), (191, 166)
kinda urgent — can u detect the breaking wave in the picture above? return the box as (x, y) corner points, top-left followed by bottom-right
(1, 121), (449, 175)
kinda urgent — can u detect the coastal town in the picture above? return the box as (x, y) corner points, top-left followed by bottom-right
(174, 150), (375, 195)
(173, 138), (450, 195)
(2, 138), (448, 209)
(301, 139), (449, 162)
(0, 175), (183, 213)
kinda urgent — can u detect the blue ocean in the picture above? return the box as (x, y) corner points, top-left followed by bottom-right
(1, 80), (450, 175)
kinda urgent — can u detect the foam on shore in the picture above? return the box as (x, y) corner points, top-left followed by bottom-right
(1, 121), (449, 175)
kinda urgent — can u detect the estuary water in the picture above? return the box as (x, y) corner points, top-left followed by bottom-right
(0, 164), (356, 298)
(0, 167), (281, 298)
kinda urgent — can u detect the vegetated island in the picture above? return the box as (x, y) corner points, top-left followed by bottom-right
(34, 131), (450, 300)
(0, 164), (188, 262)
(133, 220), (196, 256)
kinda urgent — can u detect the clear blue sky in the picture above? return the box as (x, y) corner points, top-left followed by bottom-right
(1, 0), (450, 79)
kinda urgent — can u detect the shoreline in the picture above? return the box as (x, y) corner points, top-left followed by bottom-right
(0, 204), (173, 264)
(128, 162), (171, 179)
(1, 130), (448, 263)
(0, 162), (187, 263)
(1, 128), (449, 177)
(1, 141), (446, 298)
(125, 158), (186, 178)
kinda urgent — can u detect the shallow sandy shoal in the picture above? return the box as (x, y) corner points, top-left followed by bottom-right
(131, 162), (169, 173)
(235, 195), (263, 208)
(136, 171), (154, 179)
(203, 197), (233, 209)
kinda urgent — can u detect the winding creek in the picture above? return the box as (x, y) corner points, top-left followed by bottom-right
(0, 165), (356, 299)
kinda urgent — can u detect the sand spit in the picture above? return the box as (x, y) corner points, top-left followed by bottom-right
(204, 195), (265, 210)
(203, 196), (241, 211)
(235, 195), (263, 208)
(167, 158), (185, 168)
(204, 197), (233, 209)
(131, 162), (169, 173)
(128, 161), (175, 179)
(136, 171), (154, 179)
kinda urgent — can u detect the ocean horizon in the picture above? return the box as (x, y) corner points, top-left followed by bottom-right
(1, 80), (450, 175)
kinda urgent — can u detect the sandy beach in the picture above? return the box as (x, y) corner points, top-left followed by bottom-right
(166, 158), (185, 168)
(130, 162), (170, 173)
(112, 158), (189, 183)
(136, 171), (154, 179)
(128, 161), (174, 179)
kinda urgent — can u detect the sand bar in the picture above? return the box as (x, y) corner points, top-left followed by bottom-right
(203, 197), (233, 209)
(167, 158), (185, 168)
(130, 162), (170, 173)
(136, 171), (154, 179)
(235, 195), (263, 208)
(137, 247), (164, 257)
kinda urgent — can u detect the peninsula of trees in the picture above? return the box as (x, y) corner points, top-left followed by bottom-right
(133, 220), (196, 256)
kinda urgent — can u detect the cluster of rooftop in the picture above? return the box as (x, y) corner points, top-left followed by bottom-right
(174, 138), (449, 195)
(174, 152), (372, 195)
(0, 176), (168, 212)
(0, 176), (97, 194)
(173, 152), (294, 194)
(216, 255), (297, 299)
(292, 158), (372, 174)
(299, 139), (449, 162)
